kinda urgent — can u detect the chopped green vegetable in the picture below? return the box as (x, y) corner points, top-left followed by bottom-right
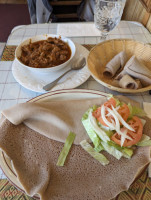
(82, 108), (104, 150)
(101, 141), (123, 160)
(128, 103), (146, 119)
(82, 105), (97, 121)
(137, 134), (151, 147)
(88, 110), (110, 143)
(80, 140), (109, 166)
(57, 132), (76, 166)
(99, 124), (114, 137)
(108, 141), (122, 151)
(121, 148), (133, 158)
(82, 117), (102, 150)
(107, 141), (133, 158)
(94, 143), (104, 152)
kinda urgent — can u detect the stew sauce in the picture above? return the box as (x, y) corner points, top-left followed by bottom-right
(18, 37), (71, 68)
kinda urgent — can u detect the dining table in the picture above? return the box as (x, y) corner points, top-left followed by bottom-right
(0, 20), (151, 199)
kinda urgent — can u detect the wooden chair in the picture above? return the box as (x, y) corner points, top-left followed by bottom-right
(122, 0), (151, 32)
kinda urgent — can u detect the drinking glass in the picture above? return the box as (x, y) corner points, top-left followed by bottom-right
(94, 0), (126, 40)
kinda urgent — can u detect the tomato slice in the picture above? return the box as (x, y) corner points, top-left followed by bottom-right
(111, 116), (143, 147)
(93, 98), (130, 127)
(92, 106), (102, 119)
(118, 103), (130, 122)
(93, 98), (116, 126)
(93, 98), (116, 118)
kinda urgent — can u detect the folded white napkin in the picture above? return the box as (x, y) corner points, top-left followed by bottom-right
(57, 23), (101, 37)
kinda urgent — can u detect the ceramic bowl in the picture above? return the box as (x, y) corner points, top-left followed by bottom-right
(15, 34), (76, 74)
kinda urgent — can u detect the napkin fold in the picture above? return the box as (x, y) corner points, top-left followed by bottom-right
(57, 23), (101, 37)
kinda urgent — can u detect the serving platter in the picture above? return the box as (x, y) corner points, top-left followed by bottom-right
(12, 43), (90, 93)
(0, 89), (109, 199)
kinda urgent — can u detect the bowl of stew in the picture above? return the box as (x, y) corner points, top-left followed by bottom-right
(15, 34), (76, 73)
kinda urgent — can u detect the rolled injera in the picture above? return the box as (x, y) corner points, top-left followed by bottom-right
(103, 51), (127, 78)
(119, 74), (141, 89)
(115, 56), (151, 86)
(0, 97), (150, 200)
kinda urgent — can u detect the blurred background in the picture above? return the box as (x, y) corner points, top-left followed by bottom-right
(0, 0), (151, 42)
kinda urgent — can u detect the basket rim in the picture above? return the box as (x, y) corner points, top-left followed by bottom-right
(88, 38), (151, 55)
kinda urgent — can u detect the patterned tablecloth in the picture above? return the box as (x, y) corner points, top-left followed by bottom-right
(0, 21), (151, 199)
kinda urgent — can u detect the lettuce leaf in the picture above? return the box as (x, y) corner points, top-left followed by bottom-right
(57, 132), (76, 166)
(88, 110), (110, 143)
(137, 134), (151, 147)
(107, 141), (133, 159)
(128, 103), (146, 119)
(101, 141), (123, 160)
(82, 118), (102, 151)
(80, 140), (109, 166)
(121, 148), (133, 158)
(82, 105), (97, 121)
(82, 106), (109, 151)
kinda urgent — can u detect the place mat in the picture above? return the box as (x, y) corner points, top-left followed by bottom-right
(0, 170), (150, 200)
(0, 179), (33, 200)
(57, 23), (101, 37)
(1, 45), (94, 61)
(1, 45), (17, 61)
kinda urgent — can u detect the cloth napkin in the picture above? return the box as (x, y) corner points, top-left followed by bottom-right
(57, 23), (101, 37)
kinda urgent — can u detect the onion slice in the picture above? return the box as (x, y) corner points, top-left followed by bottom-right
(101, 105), (115, 130)
(106, 107), (120, 130)
(106, 105), (120, 117)
(89, 110), (110, 143)
(106, 107), (133, 141)
(120, 129), (128, 147)
(111, 105), (135, 132)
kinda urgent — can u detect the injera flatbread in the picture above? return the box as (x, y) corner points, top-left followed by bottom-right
(0, 97), (151, 200)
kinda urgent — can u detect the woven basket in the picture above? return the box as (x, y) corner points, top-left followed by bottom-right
(87, 39), (151, 93)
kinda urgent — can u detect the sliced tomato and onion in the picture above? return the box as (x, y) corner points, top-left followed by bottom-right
(93, 98), (130, 127)
(92, 98), (143, 147)
(111, 116), (143, 147)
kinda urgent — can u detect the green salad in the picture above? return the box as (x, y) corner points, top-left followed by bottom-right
(80, 96), (151, 165)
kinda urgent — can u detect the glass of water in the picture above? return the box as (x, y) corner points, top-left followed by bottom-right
(94, 0), (126, 40)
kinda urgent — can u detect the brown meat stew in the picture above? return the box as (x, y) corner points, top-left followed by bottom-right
(18, 37), (71, 68)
